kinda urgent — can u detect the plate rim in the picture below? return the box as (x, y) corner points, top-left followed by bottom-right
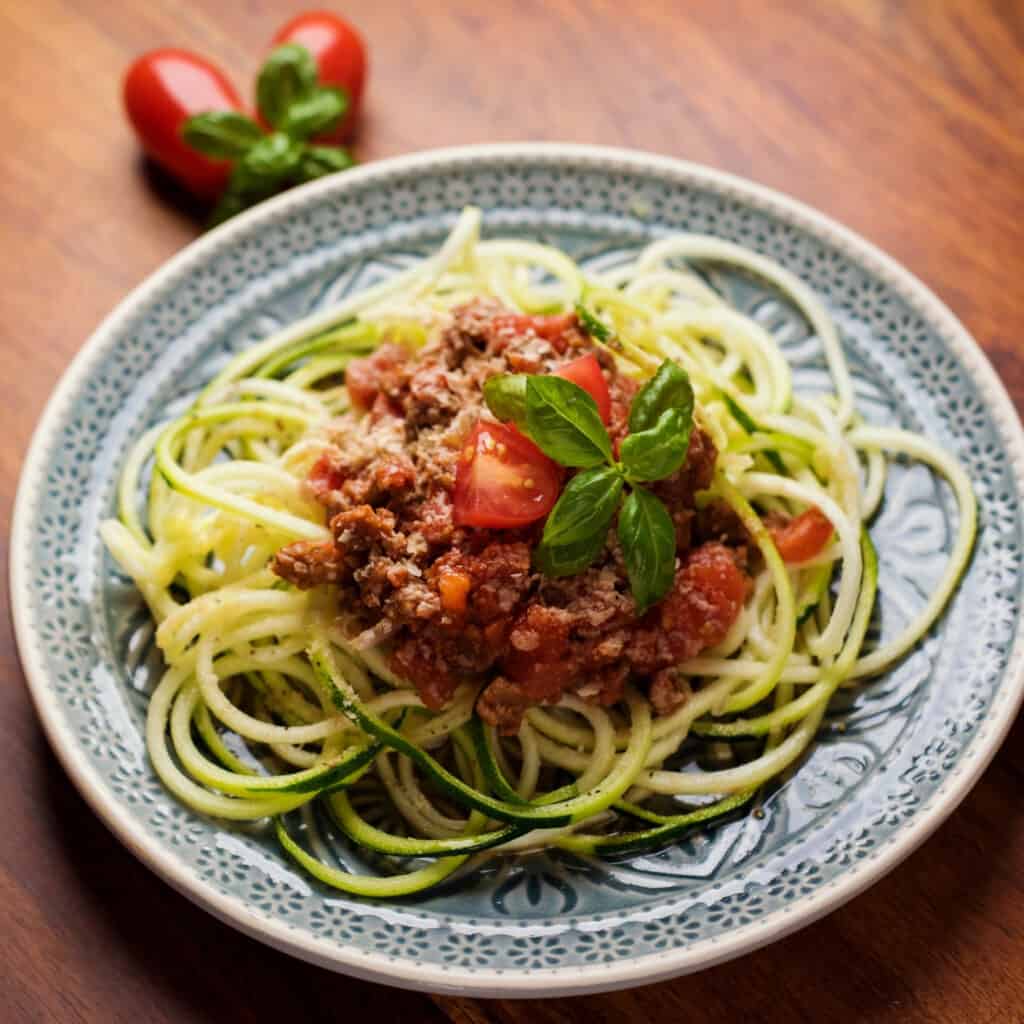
(11, 141), (1024, 997)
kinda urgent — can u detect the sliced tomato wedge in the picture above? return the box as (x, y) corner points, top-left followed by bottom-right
(770, 507), (834, 563)
(555, 354), (612, 424)
(453, 421), (561, 528)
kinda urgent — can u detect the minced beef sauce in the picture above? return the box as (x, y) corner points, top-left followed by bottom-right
(272, 300), (750, 733)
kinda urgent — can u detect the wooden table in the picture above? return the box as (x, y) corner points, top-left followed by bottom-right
(2, 1), (1022, 1020)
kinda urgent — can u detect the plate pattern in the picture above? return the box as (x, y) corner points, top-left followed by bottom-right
(13, 146), (1024, 993)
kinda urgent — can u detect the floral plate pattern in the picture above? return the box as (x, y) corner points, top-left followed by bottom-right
(11, 144), (1024, 997)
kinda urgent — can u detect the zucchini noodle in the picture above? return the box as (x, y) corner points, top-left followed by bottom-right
(101, 207), (976, 895)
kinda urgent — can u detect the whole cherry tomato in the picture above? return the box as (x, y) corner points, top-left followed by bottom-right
(453, 421), (561, 528)
(270, 11), (367, 142)
(123, 49), (243, 199)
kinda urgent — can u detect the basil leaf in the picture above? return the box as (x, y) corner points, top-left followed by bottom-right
(535, 530), (609, 579)
(257, 43), (319, 130)
(620, 407), (692, 482)
(575, 302), (611, 342)
(525, 376), (613, 468)
(483, 374), (528, 430)
(618, 487), (677, 613)
(281, 87), (349, 141)
(208, 185), (251, 227)
(629, 360), (694, 433)
(237, 132), (302, 188)
(182, 111), (263, 158)
(207, 165), (277, 227)
(534, 467), (624, 576)
(297, 145), (356, 183)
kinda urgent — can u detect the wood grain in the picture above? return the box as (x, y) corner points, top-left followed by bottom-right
(1, 1), (1021, 1021)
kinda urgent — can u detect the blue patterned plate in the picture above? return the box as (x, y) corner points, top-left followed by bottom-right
(12, 144), (1024, 996)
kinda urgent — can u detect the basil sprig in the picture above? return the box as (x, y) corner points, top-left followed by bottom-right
(182, 43), (354, 227)
(484, 357), (696, 613)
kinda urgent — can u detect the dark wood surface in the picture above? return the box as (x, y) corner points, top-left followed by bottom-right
(2, 1), (1022, 1021)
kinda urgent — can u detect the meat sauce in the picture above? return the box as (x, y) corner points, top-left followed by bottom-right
(271, 301), (751, 732)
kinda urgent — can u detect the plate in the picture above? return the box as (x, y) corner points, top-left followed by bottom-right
(12, 144), (1024, 997)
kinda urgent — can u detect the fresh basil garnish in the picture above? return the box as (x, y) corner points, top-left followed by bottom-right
(208, 188), (250, 227)
(534, 467), (624, 576)
(496, 357), (705, 611)
(525, 376), (613, 467)
(535, 531), (610, 579)
(181, 42), (358, 229)
(209, 164), (279, 227)
(296, 145), (356, 183)
(280, 87), (349, 141)
(182, 111), (264, 158)
(257, 43), (319, 131)
(618, 486), (678, 613)
(237, 132), (303, 186)
(629, 360), (693, 433)
(483, 374), (529, 431)
(575, 302), (611, 342)
(620, 407), (693, 482)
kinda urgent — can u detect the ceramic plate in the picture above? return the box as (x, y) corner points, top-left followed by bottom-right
(12, 144), (1024, 997)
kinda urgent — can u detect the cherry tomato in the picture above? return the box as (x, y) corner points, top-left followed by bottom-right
(770, 507), (834, 563)
(555, 354), (613, 424)
(453, 422), (561, 528)
(271, 11), (367, 142)
(123, 49), (243, 199)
